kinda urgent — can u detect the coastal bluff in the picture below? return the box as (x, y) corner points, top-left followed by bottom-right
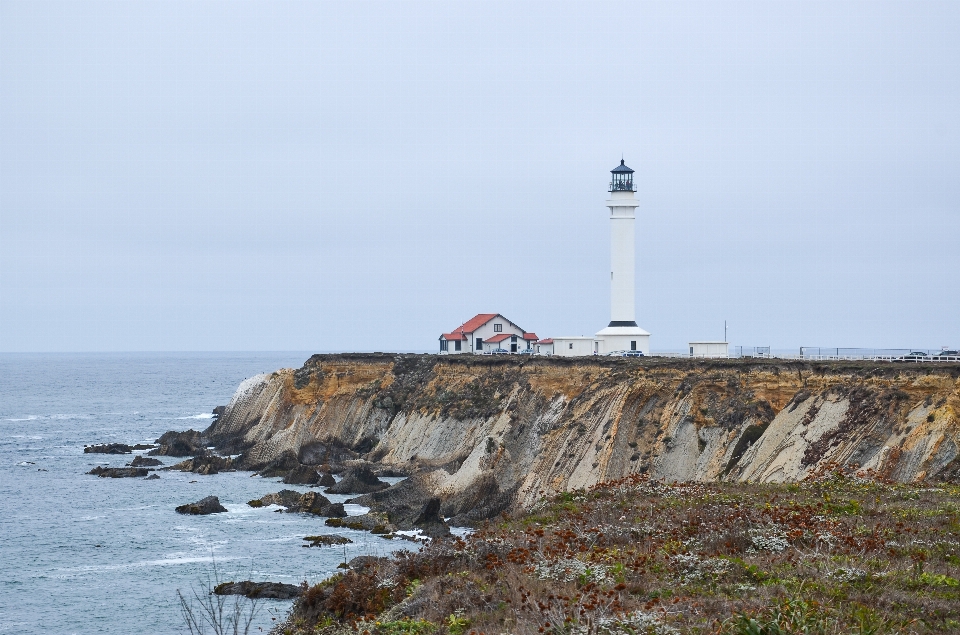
(204, 354), (960, 520)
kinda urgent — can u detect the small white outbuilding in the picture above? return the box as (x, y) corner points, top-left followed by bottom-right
(688, 342), (729, 358)
(552, 337), (596, 357)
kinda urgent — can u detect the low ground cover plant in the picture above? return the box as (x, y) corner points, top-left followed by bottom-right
(278, 468), (960, 635)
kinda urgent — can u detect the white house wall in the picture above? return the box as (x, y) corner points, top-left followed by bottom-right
(469, 317), (526, 352)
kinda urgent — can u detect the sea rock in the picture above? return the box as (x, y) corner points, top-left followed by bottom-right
(88, 466), (149, 478)
(175, 496), (228, 515)
(129, 456), (163, 467)
(145, 474), (160, 480)
(325, 512), (395, 534)
(282, 465), (320, 485)
(302, 534), (352, 547)
(84, 443), (132, 454)
(347, 474), (449, 536)
(254, 490), (346, 518)
(256, 450), (301, 478)
(325, 465), (388, 495)
(148, 430), (204, 457)
(166, 451), (234, 475)
(213, 581), (304, 600)
(317, 472), (336, 487)
(412, 497), (451, 538)
(297, 441), (358, 467)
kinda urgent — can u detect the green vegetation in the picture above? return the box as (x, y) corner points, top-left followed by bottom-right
(279, 468), (960, 635)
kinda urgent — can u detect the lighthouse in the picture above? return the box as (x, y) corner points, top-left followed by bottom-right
(594, 159), (651, 354)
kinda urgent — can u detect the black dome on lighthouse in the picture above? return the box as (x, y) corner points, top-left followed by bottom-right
(611, 159), (634, 173)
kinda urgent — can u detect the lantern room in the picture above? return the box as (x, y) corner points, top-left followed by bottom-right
(609, 159), (635, 192)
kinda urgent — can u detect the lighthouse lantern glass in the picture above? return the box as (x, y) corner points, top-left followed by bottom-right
(609, 160), (636, 192)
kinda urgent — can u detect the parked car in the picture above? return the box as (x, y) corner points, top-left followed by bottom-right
(491, 348), (510, 355)
(518, 349), (535, 355)
(623, 351), (645, 357)
(606, 350), (626, 356)
(933, 350), (959, 358)
(901, 351), (929, 360)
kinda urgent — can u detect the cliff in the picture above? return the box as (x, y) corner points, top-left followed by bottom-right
(205, 354), (960, 520)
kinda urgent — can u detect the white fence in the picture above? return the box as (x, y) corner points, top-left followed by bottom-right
(649, 347), (960, 363)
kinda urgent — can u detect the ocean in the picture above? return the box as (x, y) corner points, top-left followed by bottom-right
(0, 352), (410, 635)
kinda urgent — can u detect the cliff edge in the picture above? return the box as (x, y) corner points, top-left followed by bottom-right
(204, 354), (960, 521)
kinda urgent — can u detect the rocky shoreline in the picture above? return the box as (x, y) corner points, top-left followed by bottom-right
(83, 354), (960, 552)
(78, 354), (960, 631)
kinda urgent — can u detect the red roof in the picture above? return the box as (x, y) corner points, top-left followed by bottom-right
(537, 338), (554, 345)
(444, 313), (537, 341)
(484, 333), (512, 343)
(457, 313), (498, 333)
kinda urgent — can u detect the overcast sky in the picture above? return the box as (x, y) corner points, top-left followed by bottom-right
(1, 1), (958, 353)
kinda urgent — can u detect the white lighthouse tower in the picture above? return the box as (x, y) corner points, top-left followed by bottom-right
(594, 159), (651, 354)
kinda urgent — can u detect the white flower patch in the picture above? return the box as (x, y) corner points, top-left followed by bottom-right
(596, 611), (678, 635)
(534, 557), (611, 585)
(748, 527), (790, 552)
(830, 567), (866, 582)
(670, 553), (731, 582)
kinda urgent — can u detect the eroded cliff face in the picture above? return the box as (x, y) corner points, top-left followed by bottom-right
(205, 354), (960, 516)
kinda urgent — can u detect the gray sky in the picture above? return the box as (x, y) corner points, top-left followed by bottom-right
(1, 1), (958, 353)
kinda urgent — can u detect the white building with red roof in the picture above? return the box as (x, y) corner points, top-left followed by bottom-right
(439, 313), (538, 354)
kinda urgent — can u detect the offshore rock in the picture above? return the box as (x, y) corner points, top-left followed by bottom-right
(255, 450), (300, 478)
(166, 451), (234, 475)
(148, 430), (204, 457)
(324, 464), (388, 494)
(317, 472), (336, 487)
(203, 354), (960, 521)
(129, 456), (163, 467)
(88, 466), (149, 478)
(326, 512), (395, 534)
(213, 581), (304, 600)
(282, 465), (320, 485)
(412, 497), (451, 538)
(350, 474), (445, 533)
(254, 490), (346, 518)
(175, 496), (227, 515)
(84, 443), (133, 454)
(303, 534), (352, 547)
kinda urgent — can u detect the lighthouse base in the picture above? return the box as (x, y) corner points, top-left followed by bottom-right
(594, 325), (651, 356)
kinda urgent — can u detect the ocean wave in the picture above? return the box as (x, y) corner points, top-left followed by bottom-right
(175, 413), (214, 420)
(4, 416), (39, 422)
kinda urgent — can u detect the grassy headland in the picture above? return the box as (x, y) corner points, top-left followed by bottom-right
(276, 467), (959, 635)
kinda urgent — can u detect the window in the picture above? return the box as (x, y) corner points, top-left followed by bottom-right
(630, 341), (636, 351)
(476, 338), (483, 350)
(455, 340), (461, 351)
(569, 343), (573, 350)
(511, 335), (517, 343)
(494, 323), (503, 332)
(440, 340), (448, 352)
(690, 346), (694, 355)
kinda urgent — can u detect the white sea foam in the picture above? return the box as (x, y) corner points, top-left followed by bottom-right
(176, 413), (214, 420)
(5, 415), (39, 422)
(343, 504), (370, 516)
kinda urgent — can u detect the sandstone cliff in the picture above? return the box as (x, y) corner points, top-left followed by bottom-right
(205, 354), (960, 518)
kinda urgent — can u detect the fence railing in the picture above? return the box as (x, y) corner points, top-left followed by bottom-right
(649, 347), (960, 362)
